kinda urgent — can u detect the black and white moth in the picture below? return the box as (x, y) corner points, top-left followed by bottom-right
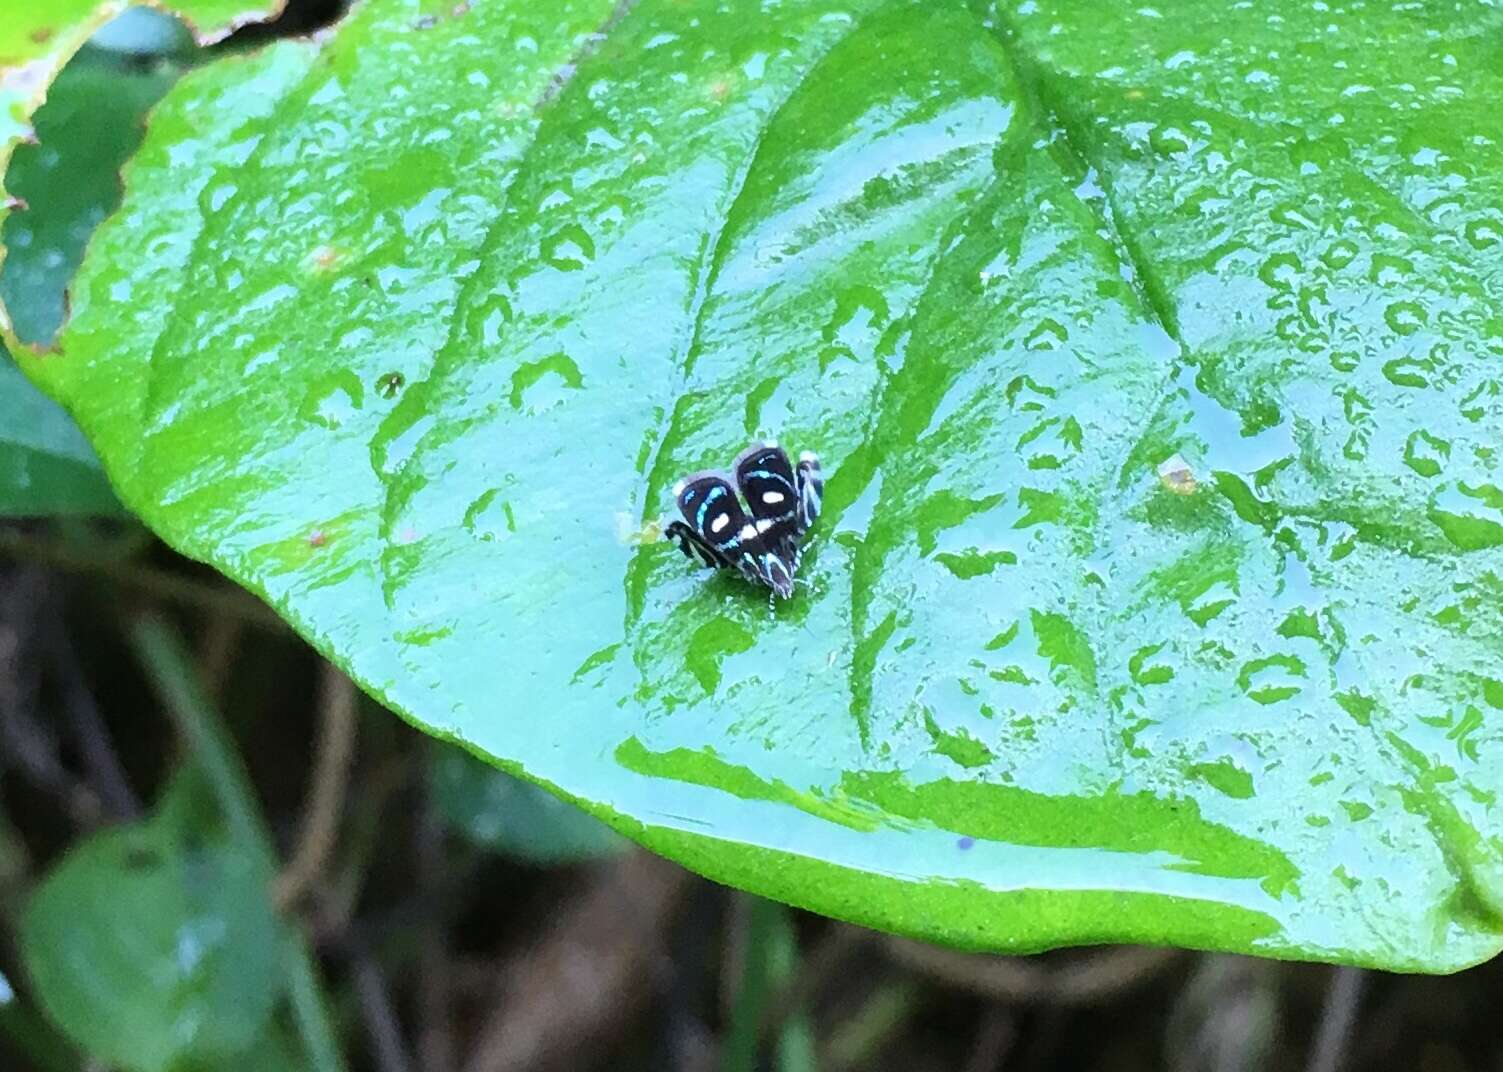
(665, 441), (823, 600)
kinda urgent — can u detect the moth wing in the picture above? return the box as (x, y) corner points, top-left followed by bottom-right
(733, 442), (801, 527)
(665, 521), (732, 570)
(675, 472), (753, 558)
(795, 451), (823, 535)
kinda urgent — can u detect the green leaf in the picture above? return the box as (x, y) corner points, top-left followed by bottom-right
(0, 44), (181, 516)
(431, 746), (627, 864)
(0, 0), (283, 254)
(3, 47), (182, 345)
(19, 820), (285, 1072)
(11, 0), (1503, 971)
(0, 349), (118, 514)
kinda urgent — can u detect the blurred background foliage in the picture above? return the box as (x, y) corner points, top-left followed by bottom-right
(1, 5), (1501, 1072)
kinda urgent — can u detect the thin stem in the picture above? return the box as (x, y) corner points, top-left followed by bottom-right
(44, 615), (140, 819)
(130, 615), (268, 851)
(822, 979), (919, 1072)
(286, 935), (350, 1072)
(721, 897), (782, 1072)
(350, 938), (414, 1072)
(758, 926), (868, 1043)
(130, 615), (348, 1072)
(274, 662), (358, 910)
(1307, 967), (1365, 1072)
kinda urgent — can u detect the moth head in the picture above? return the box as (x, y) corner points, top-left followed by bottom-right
(755, 549), (796, 600)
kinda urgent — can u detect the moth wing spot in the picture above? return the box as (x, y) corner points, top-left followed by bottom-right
(762, 490), (785, 505)
(740, 523), (757, 541)
(755, 518), (774, 533)
(710, 513), (730, 534)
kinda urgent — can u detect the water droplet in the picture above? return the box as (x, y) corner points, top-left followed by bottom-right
(685, 617), (754, 695)
(1320, 239), (1359, 269)
(1429, 482), (1503, 550)
(1187, 758), (1255, 799)
(1464, 217), (1501, 250)
(510, 352), (583, 413)
(1368, 253), (1412, 287)
(206, 183), (236, 213)
(1128, 643), (1174, 686)
(1257, 251), (1301, 290)
(1237, 654), (1305, 705)
(372, 399), (434, 478)
(538, 181), (574, 211)
(823, 285), (890, 347)
(1382, 356), (1431, 389)
(463, 488), (518, 542)
(1148, 125), (1190, 156)
(1024, 317), (1068, 351)
(541, 223), (595, 271)
(1402, 429), (1450, 478)
(1270, 203), (1317, 231)
(1384, 300), (1426, 336)
(1329, 349), (1359, 373)
(299, 371), (364, 429)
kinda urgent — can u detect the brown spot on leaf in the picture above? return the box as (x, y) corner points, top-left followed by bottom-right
(308, 245), (345, 272)
(1156, 454), (1198, 495)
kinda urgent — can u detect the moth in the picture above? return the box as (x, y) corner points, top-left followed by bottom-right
(665, 441), (823, 600)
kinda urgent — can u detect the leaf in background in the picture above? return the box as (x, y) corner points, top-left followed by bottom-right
(0, 351), (119, 514)
(87, 9), (196, 57)
(431, 746), (627, 864)
(19, 819), (286, 1072)
(0, 0), (282, 215)
(3, 46), (182, 345)
(0, 41), (184, 517)
(9, 0), (1503, 970)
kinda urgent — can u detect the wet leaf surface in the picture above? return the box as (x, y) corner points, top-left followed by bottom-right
(9, 0), (1503, 969)
(0, 46), (183, 517)
(0, 1), (282, 256)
